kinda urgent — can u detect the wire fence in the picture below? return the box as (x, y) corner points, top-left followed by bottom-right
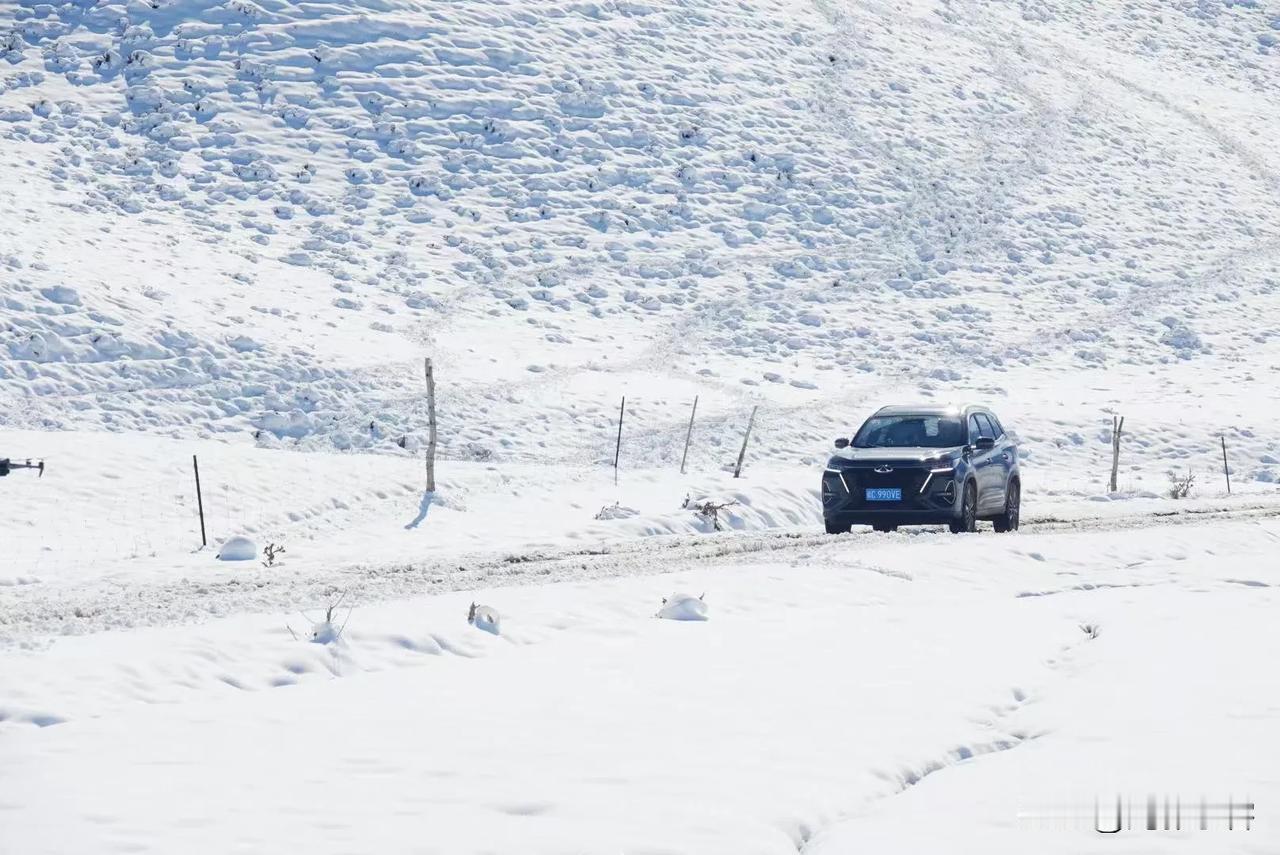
(2, 408), (1274, 581)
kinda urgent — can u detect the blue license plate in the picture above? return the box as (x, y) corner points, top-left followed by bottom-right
(865, 488), (902, 502)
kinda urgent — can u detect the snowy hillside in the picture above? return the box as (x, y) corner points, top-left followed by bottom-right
(3, 0), (1280, 484)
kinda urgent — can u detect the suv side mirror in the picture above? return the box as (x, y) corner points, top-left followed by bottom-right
(974, 436), (996, 451)
(834, 438), (849, 449)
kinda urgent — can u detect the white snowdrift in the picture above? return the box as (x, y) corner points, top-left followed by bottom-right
(468, 603), (500, 635)
(215, 536), (257, 561)
(656, 592), (709, 621)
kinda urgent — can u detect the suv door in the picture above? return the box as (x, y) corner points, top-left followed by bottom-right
(985, 411), (1016, 503)
(968, 413), (1002, 513)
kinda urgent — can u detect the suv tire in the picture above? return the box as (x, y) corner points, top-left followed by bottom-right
(949, 482), (977, 534)
(825, 519), (850, 535)
(993, 481), (1020, 533)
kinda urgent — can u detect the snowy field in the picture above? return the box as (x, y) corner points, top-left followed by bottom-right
(3, 0), (1280, 851)
(3, 516), (1279, 853)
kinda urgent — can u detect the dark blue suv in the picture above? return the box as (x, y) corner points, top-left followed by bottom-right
(822, 404), (1020, 534)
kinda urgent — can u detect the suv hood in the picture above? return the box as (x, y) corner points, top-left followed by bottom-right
(829, 446), (962, 466)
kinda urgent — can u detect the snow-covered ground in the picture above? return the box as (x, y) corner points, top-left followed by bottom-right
(3, 517), (1278, 853)
(3, 0), (1280, 850)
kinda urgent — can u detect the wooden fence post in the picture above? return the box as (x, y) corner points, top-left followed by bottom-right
(613, 396), (626, 485)
(1109, 415), (1124, 493)
(424, 358), (437, 493)
(192, 454), (207, 548)
(680, 396), (698, 475)
(734, 406), (758, 479)
(1221, 435), (1231, 495)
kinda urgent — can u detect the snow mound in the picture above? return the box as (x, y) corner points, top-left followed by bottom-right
(656, 592), (708, 621)
(467, 603), (500, 636)
(216, 536), (257, 561)
(594, 503), (640, 521)
(308, 619), (343, 645)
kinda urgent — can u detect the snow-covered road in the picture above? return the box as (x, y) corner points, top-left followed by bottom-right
(5, 494), (1280, 646)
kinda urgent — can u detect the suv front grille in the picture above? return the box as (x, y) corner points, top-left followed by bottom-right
(838, 466), (931, 509)
(858, 469), (928, 493)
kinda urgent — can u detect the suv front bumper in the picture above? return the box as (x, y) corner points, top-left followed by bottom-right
(821, 466), (961, 526)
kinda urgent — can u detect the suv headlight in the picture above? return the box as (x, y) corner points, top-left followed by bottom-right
(918, 467), (955, 494)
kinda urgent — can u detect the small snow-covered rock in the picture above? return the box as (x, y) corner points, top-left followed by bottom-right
(2, 30), (26, 55)
(594, 503), (639, 521)
(233, 161), (276, 182)
(657, 592), (709, 621)
(1159, 317), (1205, 354)
(92, 48), (122, 73)
(468, 602), (500, 635)
(309, 619), (343, 644)
(216, 535), (257, 561)
(40, 285), (80, 305)
(11, 332), (60, 362)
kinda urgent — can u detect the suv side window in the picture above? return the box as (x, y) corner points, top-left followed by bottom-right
(984, 413), (1004, 438)
(976, 413), (998, 439)
(967, 414), (984, 443)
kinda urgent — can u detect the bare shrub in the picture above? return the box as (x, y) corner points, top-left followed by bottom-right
(262, 541), (286, 567)
(288, 590), (353, 643)
(1167, 469), (1195, 499)
(682, 494), (739, 531)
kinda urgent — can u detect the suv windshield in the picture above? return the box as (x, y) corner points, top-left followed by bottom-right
(852, 415), (965, 449)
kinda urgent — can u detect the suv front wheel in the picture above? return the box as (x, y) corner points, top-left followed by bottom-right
(949, 482), (977, 534)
